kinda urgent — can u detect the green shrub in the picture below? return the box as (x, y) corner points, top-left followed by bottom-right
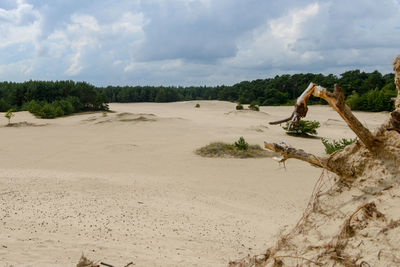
(234, 136), (249, 151)
(322, 138), (357, 154)
(195, 103), (200, 108)
(39, 103), (57, 119)
(236, 103), (244, 110)
(55, 106), (64, 117)
(283, 120), (320, 136)
(248, 101), (260, 111)
(23, 100), (42, 115)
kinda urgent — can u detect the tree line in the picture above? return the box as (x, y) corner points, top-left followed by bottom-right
(0, 80), (108, 118)
(99, 69), (396, 112)
(0, 69), (396, 118)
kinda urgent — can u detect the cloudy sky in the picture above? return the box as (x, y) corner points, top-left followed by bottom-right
(1, 0), (400, 86)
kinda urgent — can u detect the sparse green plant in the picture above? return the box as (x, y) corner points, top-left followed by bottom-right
(195, 103), (200, 108)
(234, 136), (249, 151)
(248, 101), (260, 111)
(322, 138), (357, 154)
(5, 109), (14, 124)
(283, 120), (320, 136)
(102, 111), (108, 117)
(236, 103), (244, 110)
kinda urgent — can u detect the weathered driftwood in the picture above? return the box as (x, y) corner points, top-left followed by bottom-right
(269, 83), (379, 151)
(264, 141), (340, 175)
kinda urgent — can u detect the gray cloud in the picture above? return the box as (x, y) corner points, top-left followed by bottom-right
(136, 0), (310, 62)
(0, 0), (399, 86)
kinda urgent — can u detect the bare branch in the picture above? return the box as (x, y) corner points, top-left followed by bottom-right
(269, 114), (294, 125)
(269, 83), (315, 126)
(263, 141), (347, 177)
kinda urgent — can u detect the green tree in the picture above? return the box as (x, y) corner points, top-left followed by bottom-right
(5, 109), (14, 124)
(234, 137), (249, 151)
(283, 120), (320, 136)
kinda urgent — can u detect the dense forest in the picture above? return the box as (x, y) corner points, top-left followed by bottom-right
(0, 81), (108, 118)
(100, 70), (396, 112)
(0, 70), (396, 118)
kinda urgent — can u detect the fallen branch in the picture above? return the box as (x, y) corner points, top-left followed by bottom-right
(264, 141), (345, 176)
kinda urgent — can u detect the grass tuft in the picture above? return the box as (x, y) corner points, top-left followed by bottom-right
(196, 141), (274, 158)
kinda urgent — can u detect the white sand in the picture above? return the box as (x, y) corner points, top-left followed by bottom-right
(0, 101), (388, 266)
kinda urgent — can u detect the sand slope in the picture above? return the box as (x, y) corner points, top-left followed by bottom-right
(0, 101), (388, 266)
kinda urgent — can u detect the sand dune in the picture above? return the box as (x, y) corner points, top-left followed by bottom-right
(0, 101), (388, 266)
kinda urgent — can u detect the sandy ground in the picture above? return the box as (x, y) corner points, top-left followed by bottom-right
(0, 101), (388, 266)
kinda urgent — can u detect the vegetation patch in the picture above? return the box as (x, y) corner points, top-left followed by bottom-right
(248, 101), (260, 111)
(196, 137), (274, 158)
(4, 121), (48, 127)
(322, 138), (357, 154)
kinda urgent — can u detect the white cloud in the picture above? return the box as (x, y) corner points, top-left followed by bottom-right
(0, 0), (41, 49)
(269, 2), (319, 50)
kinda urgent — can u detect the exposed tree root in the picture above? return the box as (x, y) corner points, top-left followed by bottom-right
(230, 54), (400, 267)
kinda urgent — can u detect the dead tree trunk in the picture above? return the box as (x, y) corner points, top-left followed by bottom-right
(265, 56), (400, 177)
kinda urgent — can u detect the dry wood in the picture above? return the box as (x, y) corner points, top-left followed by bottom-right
(264, 141), (326, 168)
(263, 141), (347, 176)
(270, 83), (379, 151)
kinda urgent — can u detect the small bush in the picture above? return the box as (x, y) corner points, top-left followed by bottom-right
(195, 103), (200, 108)
(248, 101), (260, 111)
(322, 138), (357, 154)
(234, 136), (249, 151)
(236, 103), (244, 110)
(283, 120), (320, 136)
(39, 103), (57, 119)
